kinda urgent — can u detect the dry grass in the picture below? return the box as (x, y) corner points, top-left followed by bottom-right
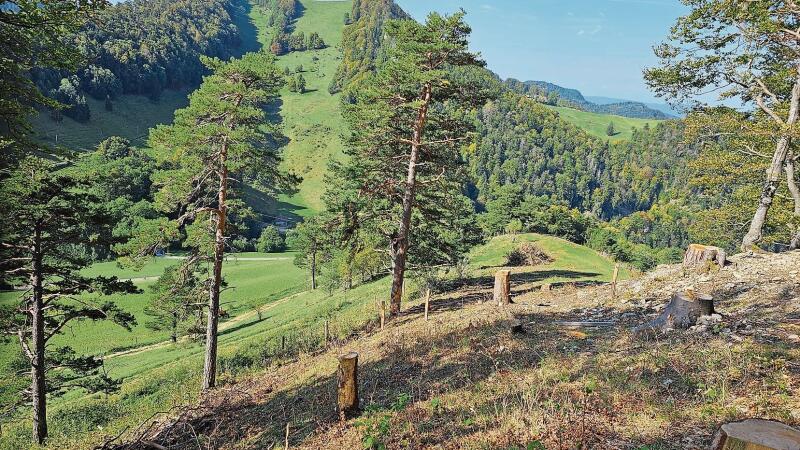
(117, 252), (800, 450)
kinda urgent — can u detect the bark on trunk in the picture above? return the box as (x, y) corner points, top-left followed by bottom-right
(493, 270), (511, 306)
(31, 228), (47, 445)
(683, 244), (727, 268)
(741, 78), (800, 251)
(388, 83), (432, 317)
(635, 291), (714, 332)
(202, 139), (228, 391)
(786, 152), (800, 250)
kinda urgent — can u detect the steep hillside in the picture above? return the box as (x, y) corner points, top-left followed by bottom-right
(30, 0), (257, 150)
(328, 0), (409, 94)
(0, 233), (625, 449)
(108, 249), (800, 450)
(469, 92), (690, 220)
(252, 0), (354, 216)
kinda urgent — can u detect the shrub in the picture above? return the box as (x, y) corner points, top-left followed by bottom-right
(257, 225), (285, 253)
(506, 242), (553, 267)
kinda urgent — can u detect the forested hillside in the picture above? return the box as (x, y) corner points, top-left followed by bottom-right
(328, 0), (409, 94)
(3, 1), (800, 448)
(469, 92), (693, 221)
(32, 0), (244, 123)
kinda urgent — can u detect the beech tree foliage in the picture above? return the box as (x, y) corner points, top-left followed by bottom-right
(645, 0), (800, 250)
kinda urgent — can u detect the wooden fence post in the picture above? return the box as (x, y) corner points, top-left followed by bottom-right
(493, 270), (511, 306)
(424, 288), (431, 321)
(324, 319), (330, 345)
(337, 352), (359, 419)
(380, 301), (386, 330)
(611, 263), (620, 299)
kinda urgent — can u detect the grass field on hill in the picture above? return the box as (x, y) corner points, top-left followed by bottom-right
(30, 89), (191, 151)
(546, 105), (664, 142)
(469, 233), (630, 284)
(0, 232), (629, 449)
(252, 0), (352, 217)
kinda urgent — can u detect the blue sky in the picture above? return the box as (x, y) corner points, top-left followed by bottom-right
(395, 0), (688, 103)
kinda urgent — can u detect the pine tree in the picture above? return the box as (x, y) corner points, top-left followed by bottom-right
(287, 76), (298, 92)
(328, 11), (491, 316)
(144, 265), (206, 343)
(286, 216), (327, 289)
(606, 122), (616, 136)
(296, 74), (306, 93)
(0, 157), (138, 444)
(129, 52), (286, 390)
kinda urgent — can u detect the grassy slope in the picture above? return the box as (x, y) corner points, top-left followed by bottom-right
(30, 89), (190, 150)
(183, 253), (798, 450)
(252, 0), (351, 217)
(469, 233), (630, 285)
(0, 230), (624, 448)
(545, 104), (663, 142)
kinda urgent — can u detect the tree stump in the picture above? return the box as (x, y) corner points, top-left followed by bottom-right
(494, 270), (511, 305)
(684, 244), (727, 268)
(711, 419), (800, 450)
(541, 283), (551, 292)
(337, 352), (359, 419)
(636, 291), (714, 332)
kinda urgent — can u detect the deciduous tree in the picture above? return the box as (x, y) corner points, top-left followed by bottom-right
(645, 0), (800, 250)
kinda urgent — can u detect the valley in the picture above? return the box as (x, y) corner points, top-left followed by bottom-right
(2, 0), (799, 449)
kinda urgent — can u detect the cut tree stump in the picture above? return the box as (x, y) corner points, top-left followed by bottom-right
(684, 243), (727, 268)
(711, 419), (800, 450)
(494, 270), (511, 305)
(337, 352), (359, 419)
(636, 291), (714, 332)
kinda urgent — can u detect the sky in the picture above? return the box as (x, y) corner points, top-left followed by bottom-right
(394, 0), (688, 103)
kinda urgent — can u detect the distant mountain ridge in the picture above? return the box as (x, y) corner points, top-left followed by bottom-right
(585, 95), (683, 118)
(505, 79), (674, 120)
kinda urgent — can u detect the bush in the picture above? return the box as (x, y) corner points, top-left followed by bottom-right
(257, 225), (285, 253)
(506, 242), (553, 267)
(230, 237), (255, 252)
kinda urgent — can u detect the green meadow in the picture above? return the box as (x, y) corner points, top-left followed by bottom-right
(255, 0), (352, 217)
(469, 233), (630, 283)
(545, 104), (664, 142)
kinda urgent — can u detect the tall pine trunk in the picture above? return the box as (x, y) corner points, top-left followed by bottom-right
(786, 152), (800, 249)
(202, 139), (228, 390)
(389, 84), (432, 316)
(31, 227), (47, 444)
(741, 79), (800, 250)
